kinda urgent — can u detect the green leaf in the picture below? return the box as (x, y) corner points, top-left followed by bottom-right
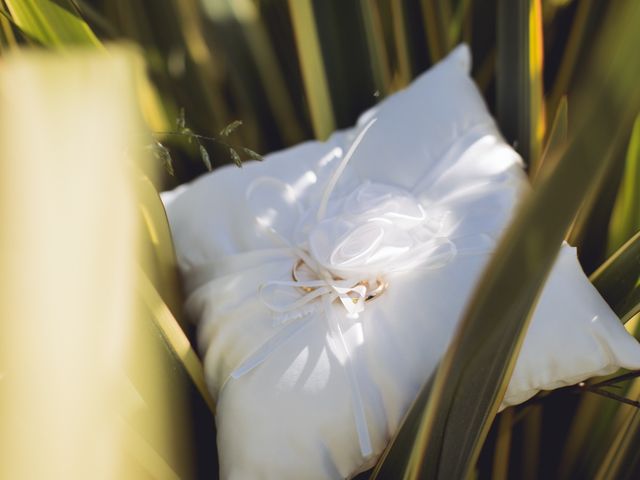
(358, 0), (391, 97)
(420, 0), (452, 63)
(372, 3), (640, 478)
(448, 0), (473, 48)
(548, 0), (597, 121)
(592, 404), (640, 480)
(608, 114), (640, 254)
(496, 0), (546, 170)
(492, 409), (514, 480)
(287, 0), (335, 139)
(591, 230), (640, 323)
(4, 0), (102, 48)
(534, 95), (568, 181)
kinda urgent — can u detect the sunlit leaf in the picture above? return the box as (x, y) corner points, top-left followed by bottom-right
(534, 95), (568, 181)
(492, 409), (514, 480)
(591, 230), (640, 323)
(497, 0), (546, 171)
(608, 115), (640, 254)
(358, 0), (391, 96)
(4, 0), (101, 47)
(420, 0), (451, 63)
(592, 402), (640, 479)
(287, 0), (335, 139)
(548, 0), (596, 119)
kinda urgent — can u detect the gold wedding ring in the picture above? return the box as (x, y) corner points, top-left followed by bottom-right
(291, 259), (315, 292)
(291, 258), (387, 302)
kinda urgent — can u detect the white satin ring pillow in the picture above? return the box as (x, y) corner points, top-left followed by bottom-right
(163, 44), (640, 479)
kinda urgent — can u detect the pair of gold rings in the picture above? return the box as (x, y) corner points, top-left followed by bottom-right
(291, 259), (387, 302)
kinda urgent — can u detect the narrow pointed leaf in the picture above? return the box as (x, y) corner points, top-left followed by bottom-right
(287, 0), (335, 139)
(492, 409), (514, 480)
(593, 406), (640, 480)
(4, 0), (101, 47)
(497, 0), (546, 170)
(591, 230), (640, 322)
(534, 96), (568, 181)
(359, 0), (392, 96)
(548, 0), (595, 119)
(420, 0), (451, 63)
(608, 115), (640, 254)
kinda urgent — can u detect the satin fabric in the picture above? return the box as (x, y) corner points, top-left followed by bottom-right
(163, 45), (640, 479)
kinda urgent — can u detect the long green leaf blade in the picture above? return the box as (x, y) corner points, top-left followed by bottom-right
(372, 3), (640, 478)
(608, 115), (640, 254)
(420, 0), (451, 63)
(496, 0), (545, 171)
(591, 230), (640, 322)
(287, 0), (335, 139)
(4, 0), (101, 47)
(534, 95), (568, 181)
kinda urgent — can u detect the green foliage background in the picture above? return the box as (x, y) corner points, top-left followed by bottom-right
(2, 1), (639, 478)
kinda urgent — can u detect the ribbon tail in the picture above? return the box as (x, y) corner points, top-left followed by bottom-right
(323, 297), (373, 458)
(230, 315), (314, 380)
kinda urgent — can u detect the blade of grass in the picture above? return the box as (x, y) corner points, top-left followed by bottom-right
(608, 114), (640, 254)
(533, 95), (568, 181)
(521, 404), (542, 480)
(619, 289), (640, 325)
(449, 0), (472, 47)
(287, 0), (335, 139)
(497, 0), (546, 170)
(390, 0), (412, 86)
(492, 409), (514, 480)
(420, 0), (451, 63)
(172, 0), (232, 133)
(474, 47), (496, 94)
(559, 232), (640, 478)
(566, 374), (640, 480)
(223, 0), (304, 145)
(590, 230), (640, 322)
(73, 0), (118, 38)
(136, 172), (184, 321)
(137, 267), (216, 415)
(548, 0), (593, 121)
(593, 404), (640, 480)
(0, 3), (17, 50)
(4, 0), (101, 47)
(372, 3), (640, 477)
(558, 388), (624, 480)
(359, 0), (392, 97)
(564, 138), (627, 273)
